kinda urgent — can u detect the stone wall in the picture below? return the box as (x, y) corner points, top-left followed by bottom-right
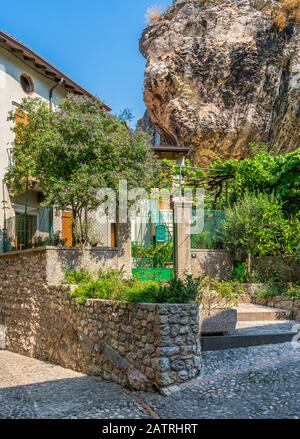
(0, 249), (201, 392)
(237, 286), (300, 322)
(191, 250), (233, 280)
(0, 246), (128, 286)
(253, 296), (300, 322)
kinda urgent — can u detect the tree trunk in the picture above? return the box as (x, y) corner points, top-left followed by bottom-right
(247, 253), (252, 274)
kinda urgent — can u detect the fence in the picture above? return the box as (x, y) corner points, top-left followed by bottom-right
(191, 209), (225, 250)
(3, 202), (111, 252)
(131, 202), (175, 281)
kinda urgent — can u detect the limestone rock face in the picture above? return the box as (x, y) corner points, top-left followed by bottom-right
(140, 0), (300, 163)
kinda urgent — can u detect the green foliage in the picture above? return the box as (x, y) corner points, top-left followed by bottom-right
(67, 269), (201, 304)
(230, 262), (251, 283)
(157, 274), (202, 304)
(191, 231), (216, 250)
(256, 282), (300, 300)
(197, 276), (245, 311)
(64, 268), (93, 285)
(285, 284), (300, 299)
(132, 242), (174, 268)
(155, 159), (205, 195)
(213, 146), (300, 215)
(221, 192), (300, 264)
(191, 210), (225, 249)
(6, 95), (160, 243)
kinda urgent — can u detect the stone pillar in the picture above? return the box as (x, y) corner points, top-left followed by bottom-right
(117, 221), (132, 276)
(173, 198), (192, 278)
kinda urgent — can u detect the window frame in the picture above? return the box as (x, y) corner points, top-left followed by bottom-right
(20, 73), (34, 95)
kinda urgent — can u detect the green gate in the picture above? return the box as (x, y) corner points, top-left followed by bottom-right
(132, 210), (174, 281)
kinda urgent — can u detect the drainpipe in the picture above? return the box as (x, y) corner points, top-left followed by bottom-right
(49, 77), (64, 112)
(2, 180), (7, 252)
(22, 174), (29, 249)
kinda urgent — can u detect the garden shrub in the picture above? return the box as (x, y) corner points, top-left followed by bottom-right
(66, 269), (202, 304)
(256, 282), (300, 299)
(132, 242), (173, 268)
(157, 274), (202, 304)
(230, 262), (252, 283)
(64, 268), (93, 285)
(213, 147), (300, 216)
(197, 277), (245, 312)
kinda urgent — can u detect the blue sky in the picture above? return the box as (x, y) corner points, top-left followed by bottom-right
(1, 0), (172, 124)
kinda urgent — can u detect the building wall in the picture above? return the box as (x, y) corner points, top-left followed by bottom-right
(0, 46), (67, 250)
(0, 248), (201, 391)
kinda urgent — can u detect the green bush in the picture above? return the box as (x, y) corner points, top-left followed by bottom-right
(132, 242), (173, 268)
(213, 147), (300, 216)
(64, 268), (92, 285)
(221, 192), (300, 273)
(157, 274), (202, 304)
(256, 282), (300, 299)
(66, 269), (201, 304)
(286, 284), (300, 299)
(230, 262), (253, 283)
(196, 277), (245, 311)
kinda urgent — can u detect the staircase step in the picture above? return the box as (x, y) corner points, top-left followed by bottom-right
(236, 320), (298, 335)
(236, 304), (292, 322)
(201, 319), (299, 351)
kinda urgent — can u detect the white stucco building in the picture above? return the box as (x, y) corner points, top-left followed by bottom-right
(0, 30), (110, 252)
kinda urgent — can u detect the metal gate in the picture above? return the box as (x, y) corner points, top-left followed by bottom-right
(132, 209), (174, 281)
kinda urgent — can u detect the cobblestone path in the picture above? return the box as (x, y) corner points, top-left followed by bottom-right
(1, 342), (300, 419)
(140, 342), (300, 419)
(0, 351), (149, 419)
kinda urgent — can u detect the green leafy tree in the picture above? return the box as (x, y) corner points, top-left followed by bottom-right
(220, 192), (300, 272)
(6, 95), (159, 243)
(212, 144), (300, 215)
(155, 159), (205, 194)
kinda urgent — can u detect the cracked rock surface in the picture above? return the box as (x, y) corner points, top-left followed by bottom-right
(140, 0), (300, 163)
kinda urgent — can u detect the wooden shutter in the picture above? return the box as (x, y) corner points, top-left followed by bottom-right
(111, 223), (117, 248)
(15, 108), (29, 126)
(15, 108), (29, 144)
(62, 211), (73, 247)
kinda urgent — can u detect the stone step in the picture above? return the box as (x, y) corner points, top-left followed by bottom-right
(235, 320), (298, 335)
(201, 319), (299, 351)
(236, 304), (292, 322)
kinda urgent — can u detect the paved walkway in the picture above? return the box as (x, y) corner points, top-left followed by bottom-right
(0, 351), (149, 419)
(1, 343), (300, 419)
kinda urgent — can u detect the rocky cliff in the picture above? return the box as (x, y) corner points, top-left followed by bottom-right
(140, 0), (300, 163)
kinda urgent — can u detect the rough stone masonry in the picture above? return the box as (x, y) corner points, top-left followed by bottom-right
(140, 0), (300, 163)
(0, 248), (201, 392)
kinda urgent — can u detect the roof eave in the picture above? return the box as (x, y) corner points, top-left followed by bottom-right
(0, 30), (111, 112)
